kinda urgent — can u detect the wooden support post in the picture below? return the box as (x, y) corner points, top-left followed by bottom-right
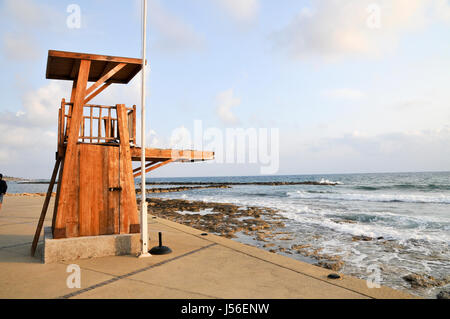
(54, 59), (91, 238)
(51, 158), (64, 232)
(117, 104), (140, 233)
(31, 158), (61, 256)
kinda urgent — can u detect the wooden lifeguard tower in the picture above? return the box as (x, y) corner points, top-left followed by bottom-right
(31, 50), (214, 255)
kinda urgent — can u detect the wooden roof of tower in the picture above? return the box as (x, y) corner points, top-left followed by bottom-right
(46, 50), (143, 84)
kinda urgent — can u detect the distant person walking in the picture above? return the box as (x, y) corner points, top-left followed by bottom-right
(0, 174), (7, 212)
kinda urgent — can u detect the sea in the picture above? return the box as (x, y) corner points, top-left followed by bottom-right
(8, 171), (450, 298)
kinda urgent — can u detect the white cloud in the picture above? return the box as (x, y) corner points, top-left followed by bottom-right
(21, 81), (70, 126)
(1, 0), (63, 61)
(2, 0), (58, 28)
(273, 0), (450, 60)
(149, 0), (204, 52)
(216, 89), (241, 125)
(214, 0), (260, 22)
(323, 88), (365, 100)
(282, 127), (450, 174)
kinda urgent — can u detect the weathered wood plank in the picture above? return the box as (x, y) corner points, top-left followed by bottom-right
(85, 63), (126, 96)
(31, 158), (60, 256)
(54, 59), (91, 238)
(117, 104), (139, 233)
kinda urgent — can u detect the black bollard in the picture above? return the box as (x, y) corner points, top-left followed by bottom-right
(149, 232), (172, 255)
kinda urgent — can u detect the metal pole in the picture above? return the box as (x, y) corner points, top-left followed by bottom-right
(139, 0), (151, 258)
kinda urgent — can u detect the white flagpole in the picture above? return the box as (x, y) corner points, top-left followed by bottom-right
(139, 0), (151, 258)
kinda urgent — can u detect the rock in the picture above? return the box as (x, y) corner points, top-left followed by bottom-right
(402, 273), (448, 288)
(291, 244), (311, 250)
(333, 219), (356, 224)
(437, 290), (450, 299)
(317, 260), (345, 271)
(352, 235), (373, 242)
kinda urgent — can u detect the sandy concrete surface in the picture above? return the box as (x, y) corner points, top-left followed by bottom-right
(0, 196), (416, 299)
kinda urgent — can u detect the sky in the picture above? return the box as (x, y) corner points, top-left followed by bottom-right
(0, 0), (449, 179)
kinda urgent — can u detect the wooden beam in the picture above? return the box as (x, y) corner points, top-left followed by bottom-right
(85, 63), (126, 97)
(55, 59), (91, 238)
(31, 158), (61, 256)
(132, 161), (157, 174)
(49, 50), (143, 66)
(133, 159), (174, 178)
(130, 147), (214, 162)
(52, 158), (65, 233)
(117, 104), (139, 233)
(84, 82), (111, 105)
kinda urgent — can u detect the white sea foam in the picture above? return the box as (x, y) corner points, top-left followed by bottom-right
(319, 178), (343, 185)
(287, 190), (450, 204)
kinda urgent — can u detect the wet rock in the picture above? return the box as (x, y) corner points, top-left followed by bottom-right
(333, 219), (357, 224)
(352, 235), (373, 242)
(402, 273), (448, 288)
(145, 197), (285, 241)
(291, 244), (311, 250)
(437, 290), (450, 299)
(317, 260), (345, 271)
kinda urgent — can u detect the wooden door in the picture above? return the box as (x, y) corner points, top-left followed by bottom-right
(79, 144), (121, 236)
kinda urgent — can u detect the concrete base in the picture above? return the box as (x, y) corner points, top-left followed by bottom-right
(42, 227), (141, 264)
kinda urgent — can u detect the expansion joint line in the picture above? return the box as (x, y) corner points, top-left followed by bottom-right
(57, 243), (217, 299)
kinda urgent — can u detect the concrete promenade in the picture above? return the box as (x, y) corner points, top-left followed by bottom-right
(0, 196), (415, 299)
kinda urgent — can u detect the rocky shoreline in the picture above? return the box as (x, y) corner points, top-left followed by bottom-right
(136, 185), (231, 194)
(144, 197), (348, 272)
(5, 192), (56, 197)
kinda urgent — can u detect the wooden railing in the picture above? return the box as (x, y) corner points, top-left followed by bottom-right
(58, 99), (136, 148)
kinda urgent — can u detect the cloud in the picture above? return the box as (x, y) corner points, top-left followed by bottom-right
(1, 0), (59, 28)
(0, 80), (69, 176)
(17, 81), (70, 127)
(272, 0), (450, 60)
(214, 0), (260, 23)
(216, 89), (241, 125)
(283, 127), (450, 174)
(149, 0), (204, 52)
(323, 88), (365, 100)
(1, 0), (63, 62)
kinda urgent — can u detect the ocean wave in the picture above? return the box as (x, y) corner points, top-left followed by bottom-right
(319, 178), (343, 185)
(353, 184), (450, 191)
(278, 210), (450, 243)
(287, 190), (450, 204)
